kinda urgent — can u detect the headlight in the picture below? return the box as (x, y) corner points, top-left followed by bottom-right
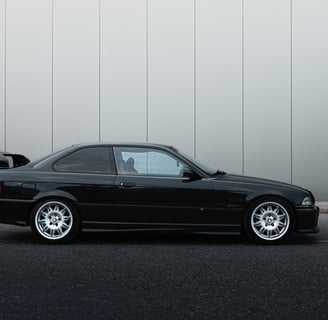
(302, 196), (314, 206)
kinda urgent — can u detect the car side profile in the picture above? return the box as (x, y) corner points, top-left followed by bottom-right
(0, 143), (320, 244)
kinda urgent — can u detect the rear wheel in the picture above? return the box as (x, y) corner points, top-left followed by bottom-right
(30, 200), (80, 243)
(244, 198), (294, 244)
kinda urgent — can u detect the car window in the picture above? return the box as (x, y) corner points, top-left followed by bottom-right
(113, 147), (186, 177)
(54, 147), (114, 174)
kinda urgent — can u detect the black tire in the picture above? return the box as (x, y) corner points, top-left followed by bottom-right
(30, 199), (80, 243)
(243, 197), (295, 244)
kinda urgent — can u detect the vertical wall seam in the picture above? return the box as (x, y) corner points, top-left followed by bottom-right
(146, 0), (149, 142)
(290, 0), (293, 184)
(194, 0), (196, 159)
(51, 0), (54, 152)
(99, 0), (101, 142)
(242, 0), (245, 174)
(4, 0), (6, 151)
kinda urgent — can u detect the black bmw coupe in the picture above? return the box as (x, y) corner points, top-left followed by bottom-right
(0, 143), (319, 243)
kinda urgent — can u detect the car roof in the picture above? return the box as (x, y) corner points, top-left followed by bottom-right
(65, 142), (179, 154)
(70, 142), (175, 149)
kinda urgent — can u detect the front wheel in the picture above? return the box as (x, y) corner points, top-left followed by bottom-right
(30, 200), (80, 243)
(244, 198), (294, 244)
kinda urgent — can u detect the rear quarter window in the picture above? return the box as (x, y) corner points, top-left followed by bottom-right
(54, 147), (115, 174)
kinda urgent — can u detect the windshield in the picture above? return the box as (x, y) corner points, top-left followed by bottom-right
(174, 148), (217, 175)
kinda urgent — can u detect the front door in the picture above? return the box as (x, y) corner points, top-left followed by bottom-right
(110, 146), (216, 228)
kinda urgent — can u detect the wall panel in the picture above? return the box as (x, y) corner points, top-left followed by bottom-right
(244, 0), (291, 182)
(293, 0), (328, 200)
(196, 0), (242, 173)
(1, 0), (328, 199)
(6, 0), (52, 160)
(53, 0), (99, 151)
(100, 0), (147, 142)
(148, 0), (194, 155)
(0, 0), (4, 151)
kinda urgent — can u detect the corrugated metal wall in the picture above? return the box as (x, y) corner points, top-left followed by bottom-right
(0, 0), (328, 199)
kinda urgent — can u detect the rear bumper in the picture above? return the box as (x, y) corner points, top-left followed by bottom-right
(295, 206), (320, 233)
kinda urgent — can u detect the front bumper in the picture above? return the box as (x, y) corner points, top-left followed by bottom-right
(295, 205), (320, 233)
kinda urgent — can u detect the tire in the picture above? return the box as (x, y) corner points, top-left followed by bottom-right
(30, 200), (80, 243)
(244, 198), (294, 244)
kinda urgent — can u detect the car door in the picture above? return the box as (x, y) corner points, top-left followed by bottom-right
(110, 146), (217, 227)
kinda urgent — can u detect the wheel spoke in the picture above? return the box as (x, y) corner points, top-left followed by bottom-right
(278, 221), (286, 227)
(57, 226), (63, 235)
(43, 226), (50, 233)
(272, 228), (279, 236)
(254, 213), (262, 220)
(259, 227), (266, 235)
(62, 222), (70, 229)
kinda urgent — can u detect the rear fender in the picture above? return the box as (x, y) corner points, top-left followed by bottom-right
(33, 190), (77, 203)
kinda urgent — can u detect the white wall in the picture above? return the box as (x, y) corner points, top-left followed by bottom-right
(148, 0), (194, 156)
(244, 0), (291, 183)
(292, 0), (328, 199)
(6, 0), (52, 159)
(196, 0), (242, 174)
(53, 0), (100, 150)
(1, 0), (328, 200)
(100, 0), (147, 143)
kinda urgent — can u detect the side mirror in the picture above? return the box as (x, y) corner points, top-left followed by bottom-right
(182, 167), (199, 180)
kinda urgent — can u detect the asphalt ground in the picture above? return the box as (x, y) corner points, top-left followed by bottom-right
(0, 215), (328, 320)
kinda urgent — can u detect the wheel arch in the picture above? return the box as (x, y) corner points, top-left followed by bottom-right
(243, 195), (296, 237)
(28, 191), (80, 226)
(33, 190), (78, 203)
(245, 194), (296, 217)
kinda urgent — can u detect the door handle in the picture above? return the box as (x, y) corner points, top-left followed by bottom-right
(119, 182), (136, 188)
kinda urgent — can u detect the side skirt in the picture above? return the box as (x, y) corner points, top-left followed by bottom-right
(81, 221), (241, 234)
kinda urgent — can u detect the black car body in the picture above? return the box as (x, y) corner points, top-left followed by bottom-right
(0, 143), (319, 243)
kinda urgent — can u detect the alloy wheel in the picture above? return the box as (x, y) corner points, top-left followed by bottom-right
(34, 201), (73, 240)
(250, 201), (290, 241)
